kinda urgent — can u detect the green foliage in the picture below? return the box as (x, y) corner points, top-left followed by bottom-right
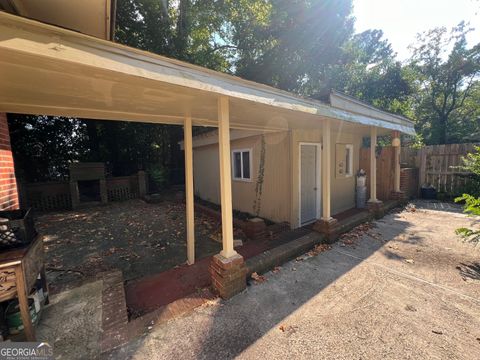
(455, 194), (480, 245)
(9, 1), (480, 191)
(454, 146), (480, 244)
(408, 22), (480, 145)
(230, 0), (355, 93)
(455, 193), (480, 215)
(148, 163), (170, 190)
(460, 145), (480, 176)
(455, 145), (480, 197)
(115, 0), (235, 72)
(253, 134), (266, 216)
(8, 115), (88, 181)
(315, 30), (415, 115)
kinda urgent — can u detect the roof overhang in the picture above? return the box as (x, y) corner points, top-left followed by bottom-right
(329, 91), (414, 130)
(0, 12), (415, 136)
(0, 0), (115, 40)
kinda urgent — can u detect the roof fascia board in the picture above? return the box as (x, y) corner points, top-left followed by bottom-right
(330, 91), (414, 126)
(0, 12), (415, 135)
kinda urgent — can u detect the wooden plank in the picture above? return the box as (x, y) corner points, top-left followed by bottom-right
(217, 96), (237, 259)
(15, 264), (35, 341)
(184, 115), (195, 265)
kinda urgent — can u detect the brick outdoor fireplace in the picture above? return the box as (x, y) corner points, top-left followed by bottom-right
(69, 162), (108, 209)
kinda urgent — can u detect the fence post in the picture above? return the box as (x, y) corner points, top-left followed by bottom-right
(137, 171), (147, 198)
(418, 147), (427, 195)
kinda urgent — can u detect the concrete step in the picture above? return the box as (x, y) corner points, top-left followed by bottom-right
(245, 232), (324, 276)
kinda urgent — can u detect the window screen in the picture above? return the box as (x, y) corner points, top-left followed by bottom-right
(232, 149), (252, 180)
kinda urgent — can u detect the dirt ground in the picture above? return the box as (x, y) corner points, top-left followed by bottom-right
(107, 200), (480, 360)
(36, 199), (239, 292)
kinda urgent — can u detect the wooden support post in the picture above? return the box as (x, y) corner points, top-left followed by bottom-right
(313, 118), (339, 241)
(15, 264), (35, 341)
(419, 147), (427, 192)
(184, 114), (195, 265)
(393, 139), (401, 193)
(217, 96), (237, 259)
(321, 119), (332, 220)
(369, 126), (378, 202)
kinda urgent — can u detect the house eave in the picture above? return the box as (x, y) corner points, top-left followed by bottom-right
(0, 11), (415, 135)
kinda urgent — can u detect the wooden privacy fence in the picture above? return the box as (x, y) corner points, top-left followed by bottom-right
(360, 146), (419, 201)
(360, 146), (393, 201)
(19, 172), (147, 212)
(401, 143), (478, 195)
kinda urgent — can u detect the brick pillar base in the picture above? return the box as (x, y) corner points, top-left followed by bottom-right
(367, 200), (384, 219)
(391, 191), (406, 202)
(312, 218), (339, 243)
(209, 253), (246, 299)
(243, 217), (267, 241)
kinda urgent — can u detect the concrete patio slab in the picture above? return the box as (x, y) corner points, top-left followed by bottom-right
(36, 279), (103, 360)
(104, 200), (480, 360)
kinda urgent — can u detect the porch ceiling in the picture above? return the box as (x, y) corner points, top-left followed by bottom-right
(0, 12), (414, 136)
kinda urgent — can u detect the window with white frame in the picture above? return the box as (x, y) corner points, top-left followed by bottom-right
(232, 149), (252, 181)
(345, 144), (353, 177)
(336, 143), (354, 178)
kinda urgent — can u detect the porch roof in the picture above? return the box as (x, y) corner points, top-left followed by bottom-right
(0, 12), (415, 135)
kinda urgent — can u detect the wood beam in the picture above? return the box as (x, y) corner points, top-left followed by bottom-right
(369, 126), (378, 202)
(392, 132), (401, 192)
(217, 96), (237, 259)
(321, 119), (332, 220)
(184, 114), (195, 264)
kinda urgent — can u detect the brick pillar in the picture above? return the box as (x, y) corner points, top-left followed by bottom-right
(313, 218), (339, 243)
(367, 201), (384, 219)
(243, 217), (267, 241)
(0, 113), (19, 210)
(209, 253), (246, 299)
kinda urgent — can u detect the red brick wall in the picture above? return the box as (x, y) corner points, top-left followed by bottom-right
(0, 113), (19, 210)
(400, 168), (419, 199)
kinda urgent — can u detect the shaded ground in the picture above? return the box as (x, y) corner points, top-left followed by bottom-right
(36, 280), (103, 360)
(37, 199), (242, 292)
(107, 201), (480, 359)
(125, 226), (311, 317)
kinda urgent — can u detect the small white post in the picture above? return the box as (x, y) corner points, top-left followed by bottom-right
(321, 119), (332, 220)
(184, 114), (195, 265)
(369, 126), (378, 202)
(217, 96), (237, 259)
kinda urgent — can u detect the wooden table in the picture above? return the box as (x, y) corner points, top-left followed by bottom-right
(0, 236), (48, 341)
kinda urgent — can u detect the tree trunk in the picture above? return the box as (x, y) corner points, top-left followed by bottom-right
(85, 120), (100, 161)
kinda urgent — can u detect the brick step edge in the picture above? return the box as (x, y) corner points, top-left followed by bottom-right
(99, 270), (129, 332)
(245, 232), (324, 276)
(100, 288), (215, 354)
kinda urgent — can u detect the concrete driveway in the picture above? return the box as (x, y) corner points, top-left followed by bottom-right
(106, 201), (480, 360)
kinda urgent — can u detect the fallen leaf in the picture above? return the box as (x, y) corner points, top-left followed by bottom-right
(272, 266), (281, 274)
(251, 272), (267, 284)
(405, 304), (417, 312)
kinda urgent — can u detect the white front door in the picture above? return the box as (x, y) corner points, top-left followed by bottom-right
(300, 144), (320, 225)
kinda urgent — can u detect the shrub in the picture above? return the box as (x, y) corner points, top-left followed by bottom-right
(455, 146), (480, 244)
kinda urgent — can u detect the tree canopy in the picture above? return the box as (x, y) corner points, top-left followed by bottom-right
(7, 0), (480, 183)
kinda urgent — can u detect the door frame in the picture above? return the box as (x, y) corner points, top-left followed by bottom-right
(298, 142), (322, 226)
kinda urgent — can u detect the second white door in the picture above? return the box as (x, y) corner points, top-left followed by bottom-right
(300, 143), (320, 225)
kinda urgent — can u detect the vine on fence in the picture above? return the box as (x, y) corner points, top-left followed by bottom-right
(253, 135), (266, 216)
